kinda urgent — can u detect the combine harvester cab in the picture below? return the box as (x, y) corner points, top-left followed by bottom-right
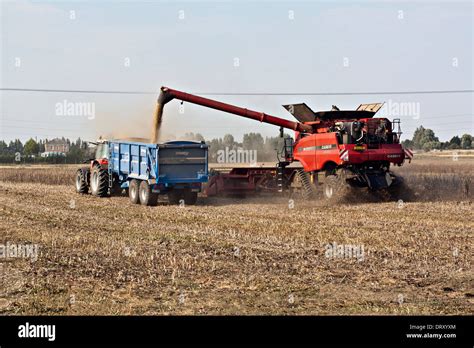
(76, 140), (209, 206)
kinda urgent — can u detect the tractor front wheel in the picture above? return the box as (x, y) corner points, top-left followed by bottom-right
(75, 168), (89, 194)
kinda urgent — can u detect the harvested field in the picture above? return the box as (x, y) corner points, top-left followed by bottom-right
(0, 157), (472, 315)
(1, 158), (472, 202)
(0, 165), (77, 186)
(392, 158), (473, 202)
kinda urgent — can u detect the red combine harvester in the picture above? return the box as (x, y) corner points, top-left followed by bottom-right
(157, 87), (413, 200)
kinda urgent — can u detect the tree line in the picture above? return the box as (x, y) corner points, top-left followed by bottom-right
(0, 133), (289, 164)
(0, 138), (89, 164)
(401, 127), (472, 151)
(178, 132), (290, 163)
(0, 127), (471, 164)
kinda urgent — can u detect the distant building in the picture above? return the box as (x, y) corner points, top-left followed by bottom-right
(40, 151), (66, 158)
(44, 139), (69, 154)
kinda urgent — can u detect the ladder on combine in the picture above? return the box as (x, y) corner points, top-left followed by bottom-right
(277, 163), (285, 193)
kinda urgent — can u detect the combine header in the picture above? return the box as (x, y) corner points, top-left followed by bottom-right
(156, 87), (412, 200)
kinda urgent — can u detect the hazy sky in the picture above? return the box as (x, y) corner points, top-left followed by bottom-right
(1, 0), (473, 143)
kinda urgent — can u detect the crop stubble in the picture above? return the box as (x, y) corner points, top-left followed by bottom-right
(0, 157), (472, 315)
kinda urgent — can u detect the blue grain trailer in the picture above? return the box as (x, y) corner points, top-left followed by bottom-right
(75, 140), (209, 205)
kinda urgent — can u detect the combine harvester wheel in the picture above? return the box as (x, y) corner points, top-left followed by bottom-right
(371, 174), (412, 202)
(323, 174), (350, 202)
(290, 169), (315, 200)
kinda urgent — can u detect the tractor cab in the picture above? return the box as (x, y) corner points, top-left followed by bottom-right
(88, 139), (109, 169)
(95, 141), (109, 161)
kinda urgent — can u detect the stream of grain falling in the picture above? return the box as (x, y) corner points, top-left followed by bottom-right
(151, 102), (164, 143)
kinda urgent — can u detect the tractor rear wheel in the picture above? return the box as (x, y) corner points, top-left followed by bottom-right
(183, 189), (198, 205)
(129, 179), (140, 204)
(139, 181), (158, 206)
(90, 164), (109, 197)
(75, 168), (89, 194)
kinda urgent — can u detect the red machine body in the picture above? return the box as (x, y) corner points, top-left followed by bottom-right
(157, 87), (412, 196)
(206, 167), (276, 196)
(293, 121), (405, 172)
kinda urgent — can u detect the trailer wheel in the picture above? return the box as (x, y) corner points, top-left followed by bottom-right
(168, 189), (184, 205)
(75, 168), (89, 194)
(139, 181), (158, 206)
(129, 179), (140, 204)
(183, 190), (198, 205)
(90, 164), (109, 197)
